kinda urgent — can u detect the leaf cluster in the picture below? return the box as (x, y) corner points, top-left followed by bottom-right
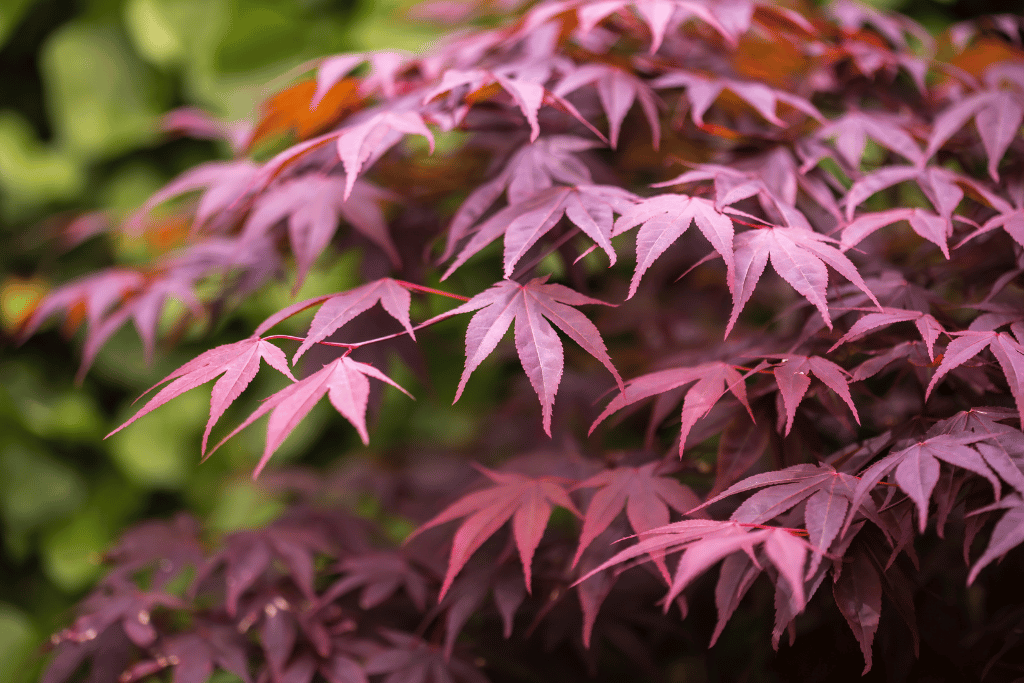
(22, 1), (1024, 681)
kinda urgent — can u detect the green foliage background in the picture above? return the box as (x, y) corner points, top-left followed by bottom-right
(0, 0), (1010, 682)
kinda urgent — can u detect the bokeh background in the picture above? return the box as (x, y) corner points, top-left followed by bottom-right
(0, 0), (1014, 681)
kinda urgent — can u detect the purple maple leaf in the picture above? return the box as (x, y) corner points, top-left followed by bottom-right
(572, 462), (700, 571)
(552, 63), (662, 148)
(442, 184), (638, 279)
(432, 277), (622, 434)
(727, 226), (880, 337)
(406, 466), (579, 598)
(612, 193), (736, 299)
(243, 176), (399, 284)
(212, 356), (412, 477)
(591, 361), (756, 455)
(108, 337), (295, 453)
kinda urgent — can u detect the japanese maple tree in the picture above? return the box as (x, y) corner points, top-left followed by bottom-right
(22, 0), (1024, 681)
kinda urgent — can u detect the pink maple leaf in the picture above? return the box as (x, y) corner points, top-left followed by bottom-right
(406, 466), (580, 598)
(292, 278), (415, 361)
(727, 226), (880, 337)
(572, 462), (700, 572)
(432, 277), (623, 435)
(552, 63), (662, 149)
(591, 361), (756, 455)
(926, 328), (1024, 425)
(243, 176), (399, 284)
(107, 337), (295, 454)
(612, 193), (736, 299)
(442, 184), (638, 279)
(212, 356), (411, 478)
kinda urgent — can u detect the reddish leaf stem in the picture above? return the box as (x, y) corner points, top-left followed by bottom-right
(392, 280), (470, 301)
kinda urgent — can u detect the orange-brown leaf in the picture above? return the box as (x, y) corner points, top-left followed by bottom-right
(249, 78), (363, 150)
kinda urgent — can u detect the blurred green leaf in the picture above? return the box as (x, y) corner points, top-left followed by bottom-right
(41, 19), (168, 159)
(208, 479), (286, 533)
(0, 444), (85, 533)
(0, 603), (35, 683)
(41, 509), (109, 592)
(0, 0), (37, 50)
(0, 112), (85, 221)
(107, 389), (206, 488)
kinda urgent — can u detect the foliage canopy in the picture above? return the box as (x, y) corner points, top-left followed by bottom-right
(22, 0), (1024, 681)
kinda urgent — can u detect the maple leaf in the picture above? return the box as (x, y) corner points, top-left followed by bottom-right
(319, 551), (429, 611)
(422, 68), (607, 143)
(442, 184), (638, 279)
(650, 70), (822, 127)
(769, 355), (860, 436)
(364, 630), (490, 683)
(440, 135), (602, 262)
(292, 279), (415, 361)
(212, 356), (411, 478)
(727, 226), (880, 337)
(925, 88), (1024, 180)
(127, 160), (260, 235)
(591, 361), (756, 455)
(433, 277), (622, 434)
(107, 337), (295, 453)
(574, 0), (743, 53)
(693, 464), (876, 579)
(335, 105), (436, 199)
(961, 188), (1024, 250)
(816, 110), (924, 168)
(313, 51), (414, 105)
(843, 165), (977, 252)
(612, 193), (736, 299)
(833, 547), (882, 675)
(249, 78), (364, 151)
(405, 466), (579, 598)
(576, 519), (817, 622)
(19, 269), (144, 342)
(79, 273), (204, 380)
(967, 494), (1024, 584)
(841, 207), (957, 259)
(242, 176), (399, 285)
(925, 329), (1024, 425)
(845, 433), (1010, 534)
(572, 462), (700, 569)
(657, 149), (841, 229)
(552, 63), (662, 148)
(829, 307), (944, 361)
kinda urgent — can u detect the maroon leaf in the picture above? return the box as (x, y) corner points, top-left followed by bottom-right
(552, 63), (662, 148)
(442, 184), (637, 279)
(572, 462), (700, 569)
(435, 277), (622, 434)
(771, 355), (859, 436)
(727, 227), (879, 337)
(108, 337), (295, 453)
(612, 194), (736, 299)
(833, 548), (882, 674)
(925, 89), (1024, 180)
(592, 361), (755, 454)
(829, 307), (945, 361)
(817, 110), (924, 168)
(926, 330), (1024, 425)
(968, 495), (1024, 584)
(440, 136), (601, 262)
(243, 176), (399, 282)
(212, 356), (411, 477)
(845, 433), (998, 534)
(406, 466), (579, 598)
(293, 279), (414, 361)
(336, 108), (435, 199)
